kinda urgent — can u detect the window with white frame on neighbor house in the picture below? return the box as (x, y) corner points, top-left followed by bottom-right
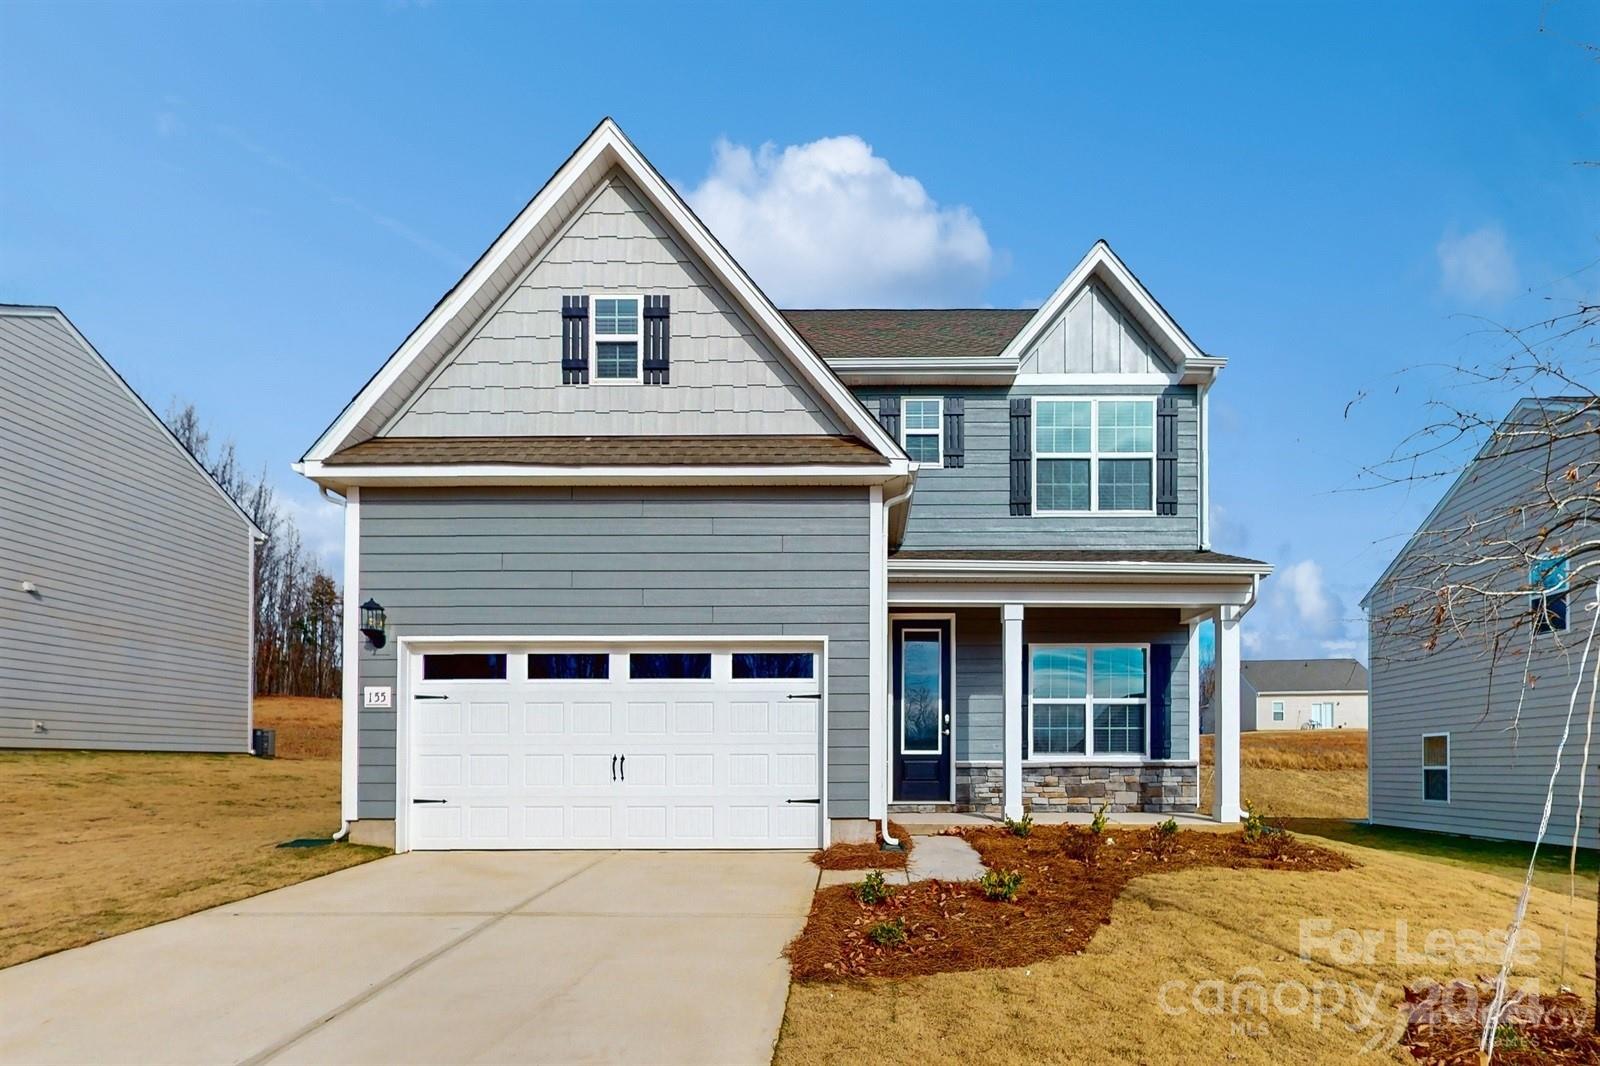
(901, 397), (943, 465)
(1271, 700), (1285, 722)
(1531, 555), (1570, 633)
(1034, 398), (1155, 513)
(592, 296), (641, 380)
(1029, 645), (1148, 758)
(1422, 734), (1449, 801)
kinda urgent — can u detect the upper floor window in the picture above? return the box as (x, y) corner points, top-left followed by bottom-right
(902, 397), (943, 466)
(1034, 398), (1155, 514)
(1531, 555), (1569, 633)
(593, 296), (641, 381)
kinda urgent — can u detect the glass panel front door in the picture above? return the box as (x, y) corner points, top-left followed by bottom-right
(893, 619), (952, 802)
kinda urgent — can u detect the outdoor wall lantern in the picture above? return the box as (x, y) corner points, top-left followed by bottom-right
(360, 599), (387, 648)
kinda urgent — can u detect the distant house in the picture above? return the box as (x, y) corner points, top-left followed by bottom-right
(1364, 397), (1598, 846)
(1240, 659), (1369, 731)
(0, 306), (263, 751)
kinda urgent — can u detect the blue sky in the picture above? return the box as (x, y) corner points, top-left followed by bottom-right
(3, 1), (1594, 661)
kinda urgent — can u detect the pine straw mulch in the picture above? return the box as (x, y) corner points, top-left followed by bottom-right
(809, 821), (914, 870)
(1400, 980), (1600, 1064)
(787, 823), (1353, 981)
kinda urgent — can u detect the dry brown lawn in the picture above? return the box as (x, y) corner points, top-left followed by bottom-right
(1201, 729), (1369, 820)
(777, 835), (1597, 1065)
(0, 696), (383, 969)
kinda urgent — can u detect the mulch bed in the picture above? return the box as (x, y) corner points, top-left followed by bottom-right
(788, 823), (1353, 981)
(1401, 980), (1600, 1064)
(810, 821), (914, 870)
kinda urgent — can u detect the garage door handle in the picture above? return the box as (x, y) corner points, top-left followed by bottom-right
(412, 798), (447, 804)
(611, 755), (617, 781)
(619, 754), (625, 781)
(415, 694), (448, 701)
(787, 694), (823, 700)
(786, 798), (820, 805)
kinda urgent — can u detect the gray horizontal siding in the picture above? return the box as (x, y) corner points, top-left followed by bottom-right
(947, 607), (1191, 763)
(1368, 410), (1599, 845)
(357, 486), (871, 820)
(0, 313), (253, 751)
(857, 385), (1200, 551)
(387, 175), (842, 438)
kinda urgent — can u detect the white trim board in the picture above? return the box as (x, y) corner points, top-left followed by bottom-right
(301, 119), (905, 469)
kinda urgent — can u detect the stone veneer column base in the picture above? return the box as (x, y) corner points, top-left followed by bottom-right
(955, 764), (1198, 814)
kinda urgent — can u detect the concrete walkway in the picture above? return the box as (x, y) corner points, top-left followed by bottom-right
(905, 835), (986, 881)
(0, 851), (817, 1066)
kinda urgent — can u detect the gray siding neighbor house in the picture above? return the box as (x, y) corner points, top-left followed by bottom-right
(1, 306), (262, 752)
(297, 119), (1271, 853)
(1365, 397), (1599, 846)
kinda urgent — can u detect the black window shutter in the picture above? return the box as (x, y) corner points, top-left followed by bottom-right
(1156, 395), (1179, 516)
(943, 396), (965, 468)
(561, 295), (589, 385)
(877, 396), (901, 440)
(1009, 398), (1032, 515)
(643, 295), (671, 384)
(1149, 642), (1172, 759)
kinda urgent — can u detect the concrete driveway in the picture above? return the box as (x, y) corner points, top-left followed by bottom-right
(0, 851), (817, 1065)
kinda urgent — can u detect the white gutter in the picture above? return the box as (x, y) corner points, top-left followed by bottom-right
(317, 485), (354, 843)
(296, 459), (911, 489)
(877, 480), (918, 853)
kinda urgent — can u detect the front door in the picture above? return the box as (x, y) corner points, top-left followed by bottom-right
(892, 618), (952, 802)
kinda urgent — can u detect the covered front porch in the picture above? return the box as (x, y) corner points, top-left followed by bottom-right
(875, 550), (1268, 826)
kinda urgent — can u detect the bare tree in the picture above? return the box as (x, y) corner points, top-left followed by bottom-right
(166, 402), (342, 698)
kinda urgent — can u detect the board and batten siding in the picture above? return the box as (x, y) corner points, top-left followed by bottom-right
(1368, 406), (1599, 845)
(386, 174), (843, 438)
(356, 486), (872, 821)
(1018, 282), (1174, 375)
(943, 607), (1192, 763)
(857, 385), (1200, 551)
(0, 311), (253, 751)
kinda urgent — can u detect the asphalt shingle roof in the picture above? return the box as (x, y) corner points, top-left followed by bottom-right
(783, 309), (1035, 360)
(1242, 659), (1369, 694)
(326, 435), (887, 467)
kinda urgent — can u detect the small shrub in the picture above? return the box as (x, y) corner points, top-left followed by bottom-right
(980, 868), (1024, 901)
(1242, 800), (1269, 842)
(1147, 817), (1181, 860)
(855, 870), (894, 905)
(1089, 803), (1109, 835)
(867, 917), (908, 946)
(1003, 813), (1034, 838)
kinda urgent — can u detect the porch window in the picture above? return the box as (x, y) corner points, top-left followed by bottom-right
(901, 397), (943, 465)
(1034, 398), (1155, 513)
(1029, 644), (1148, 758)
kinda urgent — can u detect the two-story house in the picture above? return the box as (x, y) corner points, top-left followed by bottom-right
(296, 120), (1270, 852)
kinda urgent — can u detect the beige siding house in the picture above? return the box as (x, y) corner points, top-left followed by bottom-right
(1240, 659), (1368, 731)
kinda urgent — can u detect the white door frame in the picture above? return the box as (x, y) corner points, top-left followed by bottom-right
(394, 634), (830, 853)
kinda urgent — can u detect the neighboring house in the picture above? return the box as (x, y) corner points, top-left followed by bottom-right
(296, 119), (1271, 852)
(1240, 659), (1369, 731)
(0, 306), (263, 751)
(1365, 397), (1598, 846)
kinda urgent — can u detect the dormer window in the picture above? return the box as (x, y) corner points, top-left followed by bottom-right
(593, 296), (641, 381)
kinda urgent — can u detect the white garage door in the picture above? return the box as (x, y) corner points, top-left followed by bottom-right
(402, 643), (823, 850)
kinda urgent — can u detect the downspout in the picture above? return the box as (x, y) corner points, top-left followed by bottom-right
(321, 486), (352, 843)
(878, 478), (918, 852)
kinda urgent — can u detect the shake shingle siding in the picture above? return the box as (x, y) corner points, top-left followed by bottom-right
(0, 311), (253, 751)
(356, 486), (873, 820)
(856, 386), (1200, 550)
(1368, 404), (1600, 845)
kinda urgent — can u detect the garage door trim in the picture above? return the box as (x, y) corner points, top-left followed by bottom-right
(393, 634), (830, 853)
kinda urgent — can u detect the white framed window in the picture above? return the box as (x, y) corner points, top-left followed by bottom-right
(591, 295), (642, 382)
(1271, 700), (1285, 722)
(1033, 398), (1156, 514)
(1422, 733), (1450, 802)
(901, 397), (943, 466)
(1028, 644), (1149, 759)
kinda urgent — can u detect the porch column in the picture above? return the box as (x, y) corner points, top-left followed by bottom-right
(1002, 603), (1025, 821)
(1212, 605), (1243, 822)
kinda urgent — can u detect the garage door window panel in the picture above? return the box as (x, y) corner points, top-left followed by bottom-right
(528, 653), (611, 680)
(732, 652), (815, 680)
(422, 653), (508, 681)
(629, 652), (713, 680)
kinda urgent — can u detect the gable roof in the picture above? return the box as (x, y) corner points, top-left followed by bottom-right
(784, 309), (1035, 360)
(998, 240), (1224, 381)
(326, 435), (886, 467)
(0, 305), (266, 539)
(299, 119), (904, 471)
(1242, 658), (1369, 694)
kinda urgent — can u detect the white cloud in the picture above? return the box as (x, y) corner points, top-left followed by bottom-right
(1437, 224), (1518, 304)
(1241, 558), (1369, 663)
(279, 489), (346, 580)
(684, 135), (994, 307)
(155, 111), (183, 138)
(1273, 559), (1342, 637)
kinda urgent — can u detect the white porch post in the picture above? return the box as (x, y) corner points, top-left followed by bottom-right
(1002, 603), (1025, 821)
(1212, 605), (1243, 822)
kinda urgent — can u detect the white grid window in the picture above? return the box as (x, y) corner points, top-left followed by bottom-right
(592, 296), (641, 381)
(1029, 645), (1149, 758)
(1034, 398), (1156, 514)
(902, 397), (943, 466)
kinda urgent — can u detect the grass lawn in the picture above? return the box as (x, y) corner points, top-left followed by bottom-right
(779, 727), (1600, 1064)
(0, 697), (383, 970)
